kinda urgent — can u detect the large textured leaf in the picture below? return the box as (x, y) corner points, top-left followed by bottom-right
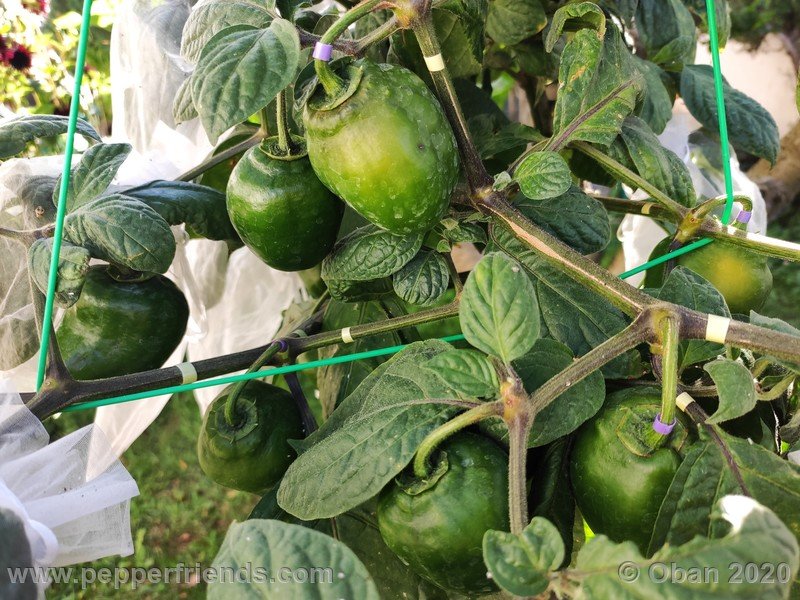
(63, 194), (176, 273)
(483, 517), (565, 597)
(423, 349), (499, 399)
(486, 0), (547, 46)
(635, 0), (697, 70)
(514, 187), (611, 255)
(172, 77), (198, 124)
(514, 151), (572, 200)
(27, 238), (90, 308)
(544, 1), (606, 52)
(685, 0), (730, 48)
(392, 250), (450, 307)
(654, 267), (730, 370)
(437, 0), (488, 65)
(460, 252), (539, 363)
(549, 27), (641, 150)
(191, 20), (300, 142)
(681, 65), (780, 164)
(703, 359), (758, 424)
(0, 238), (38, 370)
(122, 180), (238, 241)
(605, 116), (696, 207)
(632, 57), (674, 135)
(578, 496), (798, 599)
(53, 143), (132, 211)
(0, 115), (100, 159)
(491, 224), (642, 379)
(208, 520), (379, 599)
(181, 0), (274, 63)
(277, 341), (461, 519)
(317, 301), (401, 419)
(649, 433), (800, 557)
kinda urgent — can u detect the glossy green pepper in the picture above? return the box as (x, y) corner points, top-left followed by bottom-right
(57, 266), (188, 380)
(304, 60), (460, 235)
(645, 237), (773, 314)
(226, 140), (344, 271)
(570, 387), (689, 555)
(377, 432), (509, 595)
(198, 380), (305, 494)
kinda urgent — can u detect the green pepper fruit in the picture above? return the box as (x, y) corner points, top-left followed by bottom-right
(570, 387), (691, 555)
(226, 140), (344, 272)
(377, 432), (509, 595)
(645, 238), (773, 314)
(303, 60), (460, 235)
(197, 380), (305, 494)
(57, 266), (189, 380)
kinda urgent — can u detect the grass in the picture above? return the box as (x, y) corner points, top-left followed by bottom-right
(46, 393), (257, 599)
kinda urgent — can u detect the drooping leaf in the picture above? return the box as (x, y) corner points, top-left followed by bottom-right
(632, 57), (675, 135)
(483, 517), (565, 597)
(181, 0), (274, 63)
(63, 194), (176, 273)
(635, 0), (697, 70)
(27, 238), (90, 308)
(191, 20), (300, 142)
(0, 115), (100, 159)
(208, 519), (380, 599)
(278, 341), (461, 519)
(545, 1), (606, 52)
(654, 267), (730, 370)
(685, 0), (731, 48)
(514, 187), (611, 255)
(392, 250), (450, 307)
(514, 151), (572, 200)
(172, 76), (198, 124)
(703, 359), (758, 424)
(53, 143), (132, 211)
(486, 0), (547, 46)
(681, 64), (780, 164)
(423, 349), (499, 399)
(122, 180), (239, 241)
(460, 252), (539, 363)
(549, 27), (641, 150)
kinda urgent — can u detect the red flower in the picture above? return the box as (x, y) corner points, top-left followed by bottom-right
(8, 45), (33, 71)
(21, 0), (48, 15)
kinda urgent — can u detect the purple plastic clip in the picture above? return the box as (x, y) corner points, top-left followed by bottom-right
(313, 42), (333, 61)
(276, 339), (289, 352)
(652, 413), (677, 435)
(736, 209), (752, 224)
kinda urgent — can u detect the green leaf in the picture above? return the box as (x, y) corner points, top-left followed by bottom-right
(606, 116), (696, 207)
(513, 338), (605, 447)
(685, 0), (730, 48)
(325, 277), (394, 302)
(681, 64), (780, 165)
(550, 27), (641, 149)
(635, 0), (697, 70)
(172, 76), (198, 124)
(486, 0), (547, 46)
(0, 115), (100, 159)
(191, 20), (300, 142)
(580, 496), (798, 598)
(654, 267), (730, 370)
(545, 1), (606, 52)
(27, 238), (90, 308)
(633, 57), (675, 135)
(392, 250), (450, 307)
(492, 224), (642, 379)
(53, 143), (132, 211)
(483, 517), (564, 597)
(649, 434), (800, 558)
(423, 349), (499, 399)
(468, 116), (543, 160)
(703, 359), (758, 424)
(208, 520), (379, 599)
(317, 300), (401, 419)
(63, 194), (176, 273)
(460, 252), (539, 363)
(322, 225), (424, 283)
(122, 180), (239, 241)
(441, 221), (487, 245)
(514, 151), (572, 200)
(437, 0), (488, 65)
(277, 341), (460, 519)
(180, 0), (274, 63)
(598, 0), (638, 23)
(0, 239), (38, 370)
(514, 186), (611, 255)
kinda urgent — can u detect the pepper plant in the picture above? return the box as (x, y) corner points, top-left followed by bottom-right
(2, 0), (800, 597)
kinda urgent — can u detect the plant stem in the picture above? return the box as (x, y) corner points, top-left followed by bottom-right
(410, 13), (492, 191)
(275, 89), (293, 154)
(223, 341), (285, 425)
(593, 195), (680, 223)
(178, 134), (263, 182)
(0, 226), (36, 246)
(573, 142), (687, 217)
(507, 413), (531, 535)
(259, 106), (270, 137)
(701, 221), (800, 262)
(646, 314), (679, 447)
(758, 374), (795, 401)
(355, 15), (399, 52)
(285, 371), (318, 433)
(412, 401), (503, 478)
